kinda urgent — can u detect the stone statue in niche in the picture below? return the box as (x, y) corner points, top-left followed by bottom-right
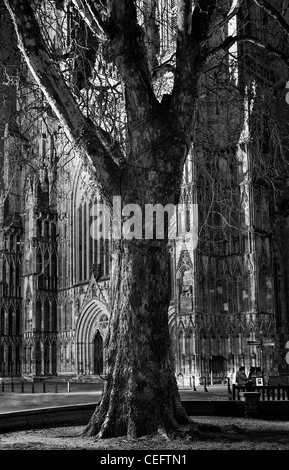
(180, 269), (193, 298)
(179, 269), (193, 312)
(181, 284), (192, 297)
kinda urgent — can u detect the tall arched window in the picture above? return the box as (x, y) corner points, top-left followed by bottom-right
(74, 170), (111, 284)
(8, 306), (13, 335)
(36, 219), (42, 238)
(78, 204), (83, 281)
(36, 300), (42, 331)
(51, 299), (57, 331)
(44, 299), (50, 331)
(16, 306), (20, 335)
(259, 265), (273, 312)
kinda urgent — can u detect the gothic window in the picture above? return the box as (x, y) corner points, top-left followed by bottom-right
(74, 172), (111, 284)
(44, 250), (50, 288)
(2, 259), (8, 296)
(234, 276), (242, 313)
(78, 204), (83, 281)
(8, 345), (12, 373)
(51, 299), (57, 331)
(216, 279), (223, 312)
(44, 344), (49, 375)
(16, 306), (20, 335)
(51, 222), (56, 241)
(89, 200), (93, 271)
(83, 202), (87, 280)
(44, 299), (50, 331)
(178, 330), (185, 355)
(198, 274), (206, 313)
(16, 234), (21, 252)
(36, 219), (42, 238)
(242, 274), (249, 311)
(15, 263), (20, 296)
(51, 252), (57, 289)
(8, 306), (13, 335)
(259, 265), (273, 312)
(64, 303), (67, 330)
(36, 250), (42, 275)
(208, 278), (215, 314)
(44, 220), (49, 238)
(222, 277), (228, 313)
(9, 234), (14, 252)
(36, 300), (42, 331)
(9, 262), (14, 296)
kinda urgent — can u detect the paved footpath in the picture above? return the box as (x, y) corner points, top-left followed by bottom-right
(0, 384), (230, 414)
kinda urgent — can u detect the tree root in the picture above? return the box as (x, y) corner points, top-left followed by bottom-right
(157, 426), (171, 441)
(169, 419), (246, 441)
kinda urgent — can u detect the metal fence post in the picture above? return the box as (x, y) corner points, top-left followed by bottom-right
(204, 376), (208, 392)
(192, 375), (196, 391)
(227, 377), (231, 394)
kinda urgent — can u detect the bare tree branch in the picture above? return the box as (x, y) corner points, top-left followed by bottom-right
(4, 0), (122, 201)
(70, 0), (107, 41)
(208, 34), (289, 66)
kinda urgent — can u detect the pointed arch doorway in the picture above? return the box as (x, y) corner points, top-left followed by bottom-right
(76, 299), (109, 377)
(93, 330), (104, 375)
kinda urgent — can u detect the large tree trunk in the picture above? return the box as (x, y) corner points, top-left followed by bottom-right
(82, 237), (189, 439)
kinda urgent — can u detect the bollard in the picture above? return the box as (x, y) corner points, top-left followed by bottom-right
(55, 382), (58, 393)
(32, 382), (34, 393)
(204, 376), (208, 392)
(227, 377), (231, 394)
(192, 375), (197, 391)
(67, 381), (70, 393)
(43, 381), (46, 393)
(21, 382), (24, 393)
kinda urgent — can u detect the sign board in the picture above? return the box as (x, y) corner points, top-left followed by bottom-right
(263, 341), (275, 347)
(256, 378), (263, 386)
(247, 340), (261, 345)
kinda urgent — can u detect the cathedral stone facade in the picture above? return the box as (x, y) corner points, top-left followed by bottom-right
(1, 1), (289, 385)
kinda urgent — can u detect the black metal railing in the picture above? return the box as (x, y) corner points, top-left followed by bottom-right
(232, 384), (289, 401)
(0, 380), (104, 394)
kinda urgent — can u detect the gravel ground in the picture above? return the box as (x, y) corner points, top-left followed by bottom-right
(1, 416), (289, 451)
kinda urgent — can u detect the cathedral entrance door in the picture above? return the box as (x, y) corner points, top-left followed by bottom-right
(211, 355), (226, 384)
(93, 331), (103, 375)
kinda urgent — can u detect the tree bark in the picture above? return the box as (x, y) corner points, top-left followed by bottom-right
(83, 237), (189, 439)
